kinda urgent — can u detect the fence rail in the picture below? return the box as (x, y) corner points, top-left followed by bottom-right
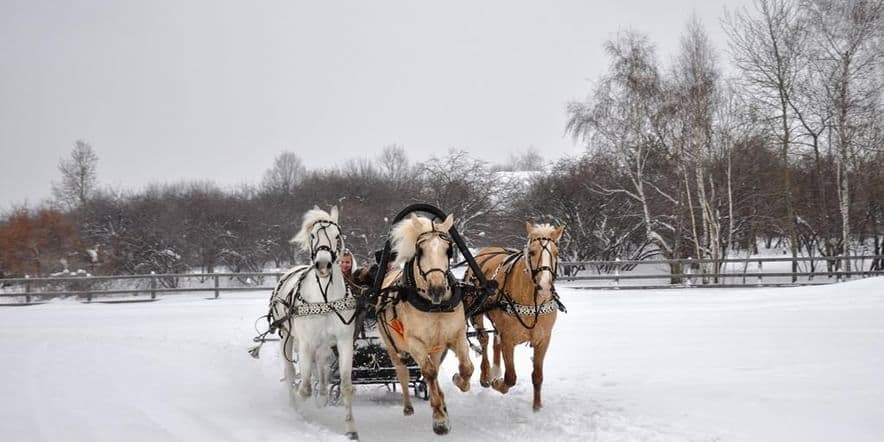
(1, 255), (882, 302)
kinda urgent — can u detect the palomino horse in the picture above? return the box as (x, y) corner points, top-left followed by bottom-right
(466, 222), (564, 411)
(375, 214), (474, 435)
(268, 206), (359, 439)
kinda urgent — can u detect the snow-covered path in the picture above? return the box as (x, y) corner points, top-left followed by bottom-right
(2, 279), (883, 441)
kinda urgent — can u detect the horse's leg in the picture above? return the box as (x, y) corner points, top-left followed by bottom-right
(531, 335), (551, 411)
(316, 344), (331, 406)
(387, 349), (414, 416)
(296, 342), (314, 399)
(451, 333), (474, 393)
(280, 331), (296, 386)
(337, 333), (358, 440)
(472, 314), (492, 388)
(417, 350), (449, 435)
(491, 337), (516, 394)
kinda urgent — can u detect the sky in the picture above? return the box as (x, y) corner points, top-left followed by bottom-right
(0, 0), (749, 210)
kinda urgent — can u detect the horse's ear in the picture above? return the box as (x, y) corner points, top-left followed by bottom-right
(525, 221), (534, 234)
(410, 214), (423, 230)
(313, 205), (320, 210)
(553, 225), (565, 241)
(330, 205), (339, 223)
(440, 214), (454, 231)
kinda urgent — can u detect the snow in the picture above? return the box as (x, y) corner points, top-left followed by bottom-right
(2, 279), (883, 441)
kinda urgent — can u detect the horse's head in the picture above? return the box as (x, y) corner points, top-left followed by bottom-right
(525, 222), (564, 299)
(291, 206), (344, 278)
(392, 213), (455, 305)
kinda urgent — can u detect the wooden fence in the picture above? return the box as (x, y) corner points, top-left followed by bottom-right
(1, 255), (882, 303)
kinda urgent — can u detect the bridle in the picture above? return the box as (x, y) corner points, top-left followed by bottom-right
(525, 236), (558, 290)
(413, 229), (453, 289)
(309, 220), (343, 263)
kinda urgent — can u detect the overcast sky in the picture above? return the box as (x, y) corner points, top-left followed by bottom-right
(1, 0), (748, 210)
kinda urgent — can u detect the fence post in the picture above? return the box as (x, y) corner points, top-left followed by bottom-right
(684, 258), (693, 287)
(25, 275), (31, 304)
(757, 260), (763, 285)
(86, 274), (92, 303)
(614, 258), (620, 289)
(150, 271), (157, 299)
(214, 274), (220, 299)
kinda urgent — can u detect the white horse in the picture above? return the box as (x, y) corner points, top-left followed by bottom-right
(269, 206), (359, 440)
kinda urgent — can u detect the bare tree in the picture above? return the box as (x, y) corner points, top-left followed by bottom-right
(567, 31), (678, 262)
(417, 149), (513, 250)
(804, 0), (884, 272)
(261, 152), (306, 195)
(669, 15), (728, 281)
(491, 147), (547, 172)
(723, 0), (807, 280)
(377, 145), (417, 187)
(52, 140), (98, 209)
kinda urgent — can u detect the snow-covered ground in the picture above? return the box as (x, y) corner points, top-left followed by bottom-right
(2, 279), (883, 441)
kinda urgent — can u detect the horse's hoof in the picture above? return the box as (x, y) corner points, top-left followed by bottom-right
(345, 431), (359, 440)
(533, 403), (543, 412)
(491, 378), (510, 394)
(480, 379), (491, 388)
(452, 374), (470, 392)
(433, 421), (450, 435)
(403, 405), (414, 416)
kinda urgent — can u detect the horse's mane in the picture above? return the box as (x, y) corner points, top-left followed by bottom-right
(528, 223), (558, 239)
(290, 206), (339, 252)
(391, 215), (435, 267)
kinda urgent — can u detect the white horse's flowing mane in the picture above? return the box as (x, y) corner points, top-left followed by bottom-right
(290, 206), (340, 252)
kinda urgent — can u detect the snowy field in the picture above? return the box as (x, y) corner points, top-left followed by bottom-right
(2, 279), (883, 442)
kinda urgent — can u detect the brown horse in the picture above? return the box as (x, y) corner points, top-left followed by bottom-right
(375, 213), (474, 435)
(465, 222), (564, 411)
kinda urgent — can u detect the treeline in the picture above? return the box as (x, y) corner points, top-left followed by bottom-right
(2, 0), (883, 278)
(0, 146), (542, 277)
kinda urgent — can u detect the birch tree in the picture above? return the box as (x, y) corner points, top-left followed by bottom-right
(804, 0), (884, 273)
(567, 32), (677, 259)
(723, 0), (807, 280)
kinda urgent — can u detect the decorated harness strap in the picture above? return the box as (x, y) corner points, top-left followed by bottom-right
(502, 299), (559, 317)
(292, 296), (358, 317)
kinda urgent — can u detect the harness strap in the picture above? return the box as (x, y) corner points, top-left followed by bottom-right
(501, 299), (559, 317)
(473, 247), (567, 330)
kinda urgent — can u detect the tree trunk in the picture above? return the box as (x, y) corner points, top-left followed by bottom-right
(781, 98), (798, 282)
